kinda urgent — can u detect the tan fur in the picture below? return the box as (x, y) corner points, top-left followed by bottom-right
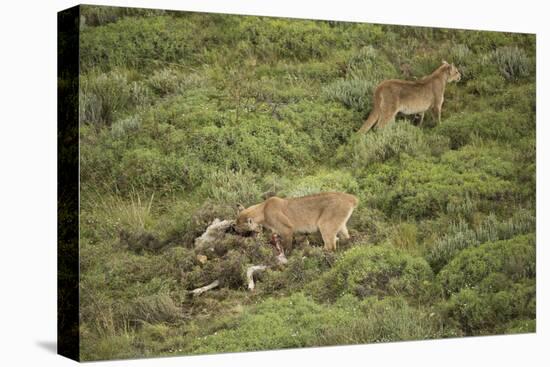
(235, 192), (358, 252)
(358, 61), (461, 133)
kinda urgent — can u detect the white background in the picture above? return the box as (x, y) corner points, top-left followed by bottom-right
(0, 0), (547, 365)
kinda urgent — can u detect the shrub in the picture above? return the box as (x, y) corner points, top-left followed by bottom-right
(282, 170), (359, 198)
(436, 111), (525, 149)
(439, 280), (535, 335)
(186, 293), (448, 353)
(260, 247), (334, 293)
(390, 222), (419, 252)
(80, 331), (137, 361)
(448, 44), (473, 80)
(489, 83), (536, 119)
(111, 115), (141, 139)
(427, 220), (477, 272)
(436, 234), (535, 293)
(316, 296), (454, 345)
(346, 205), (390, 245)
(428, 210), (535, 272)
(81, 5), (165, 27)
(349, 296), (454, 342)
(80, 70), (151, 126)
(117, 147), (188, 193)
(183, 293), (335, 353)
(146, 68), (185, 96)
(505, 319), (536, 334)
(345, 46), (396, 80)
(310, 245), (433, 302)
(491, 46), (533, 81)
(234, 17), (343, 62)
(197, 169), (262, 205)
(82, 189), (156, 234)
(277, 100), (360, 159)
(464, 74), (506, 96)
(323, 46), (396, 112)
(445, 193), (476, 220)
(183, 293), (449, 355)
(322, 78), (374, 111)
(127, 293), (181, 325)
(80, 16), (198, 71)
(365, 149), (517, 220)
(337, 122), (427, 167)
(434, 233), (535, 335)
(169, 113), (315, 174)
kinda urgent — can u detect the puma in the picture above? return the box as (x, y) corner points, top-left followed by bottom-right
(358, 61), (461, 133)
(235, 192), (358, 252)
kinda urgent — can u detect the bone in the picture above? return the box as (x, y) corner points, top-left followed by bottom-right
(247, 265), (268, 291)
(189, 280), (220, 296)
(194, 218), (235, 250)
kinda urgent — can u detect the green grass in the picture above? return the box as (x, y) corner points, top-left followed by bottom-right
(77, 5), (536, 361)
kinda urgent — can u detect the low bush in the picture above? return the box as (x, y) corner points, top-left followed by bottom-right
(111, 115), (141, 139)
(364, 149), (517, 220)
(278, 101), (360, 156)
(80, 69), (151, 126)
(197, 169), (263, 205)
(428, 210), (535, 272)
(80, 331), (137, 361)
(127, 293), (181, 325)
(336, 122), (427, 167)
(81, 5), (165, 27)
(146, 68), (185, 96)
(436, 110), (526, 149)
(491, 46), (533, 81)
(434, 234), (535, 335)
(309, 245), (433, 302)
(183, 293), (448, 354)
(322, 78), (374, 112)
(436, 234), (535, 294)
(323, 46), (396, 112)
(116, 147), (189, 193)
(438, 280), (535, 335)
(281, 169), (359, 198)
(260, 247), (334, 294)
(390, 222), (419, 252)
(80, 16), (198, 72)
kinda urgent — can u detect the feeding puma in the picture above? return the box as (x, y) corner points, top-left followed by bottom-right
(234, 192), (358, 252)
(358, 61), (461, 133)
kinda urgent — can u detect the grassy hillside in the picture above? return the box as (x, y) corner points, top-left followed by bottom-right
(77, 6), (536, 360)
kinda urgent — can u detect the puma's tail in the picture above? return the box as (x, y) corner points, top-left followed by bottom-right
(358, 107), (379, 133)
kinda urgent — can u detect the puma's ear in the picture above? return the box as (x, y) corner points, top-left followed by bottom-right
(236, 203), (245, 213)
(442, 60), (448, 65)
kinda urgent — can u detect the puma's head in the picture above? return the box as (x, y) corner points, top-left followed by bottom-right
(442, 60), (461, 82)
(234, 203), (262, 235)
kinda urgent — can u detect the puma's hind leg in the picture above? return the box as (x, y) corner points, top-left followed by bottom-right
(339, 225), (350, 240)
(376, 109), (397, 129)
(358, 107), (380, 133)
(320, 226), (338, 251)
(418, 111), (425, 126)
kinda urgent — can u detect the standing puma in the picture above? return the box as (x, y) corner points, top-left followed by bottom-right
(234, 192), (358, 252)
(358, 61), (461, 133)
